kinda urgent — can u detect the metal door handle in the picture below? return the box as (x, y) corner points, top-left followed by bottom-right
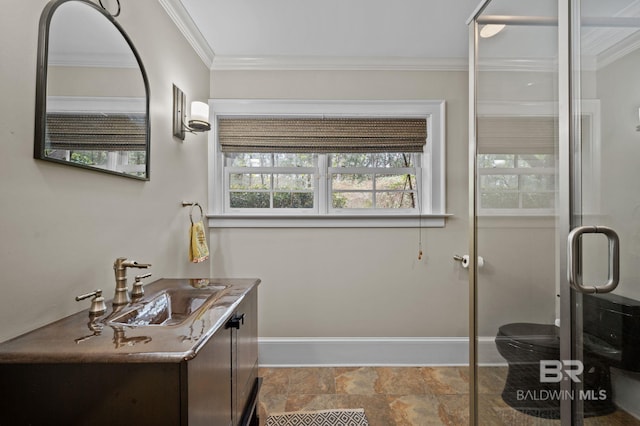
(567, 225), (620, 294)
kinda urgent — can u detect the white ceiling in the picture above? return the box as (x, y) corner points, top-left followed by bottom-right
(46, 0), (640, 71)
(167, 0), (640, 71)
(175, 0), (481, 70)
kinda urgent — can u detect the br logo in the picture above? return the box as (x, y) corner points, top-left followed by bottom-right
(540, 360), (584, 383)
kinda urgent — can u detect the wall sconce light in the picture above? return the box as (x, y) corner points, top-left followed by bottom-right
(479, 24), (506, 38)
(172, 84), (211, 140)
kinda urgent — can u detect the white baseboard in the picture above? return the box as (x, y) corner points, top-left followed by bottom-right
(258, 336), (505, 367)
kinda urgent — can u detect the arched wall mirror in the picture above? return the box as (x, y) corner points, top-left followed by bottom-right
(34, 0), (150, 180)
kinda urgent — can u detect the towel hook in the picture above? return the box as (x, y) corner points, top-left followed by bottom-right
(181, 201), (204, 224)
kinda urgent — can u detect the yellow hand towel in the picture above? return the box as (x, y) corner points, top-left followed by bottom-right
(189, 220), (209, 263)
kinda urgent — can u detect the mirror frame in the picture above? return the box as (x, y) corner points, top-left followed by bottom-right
(34, 0), (151, 180)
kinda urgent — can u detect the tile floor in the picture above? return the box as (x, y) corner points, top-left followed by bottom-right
(258, 367), (640, 426)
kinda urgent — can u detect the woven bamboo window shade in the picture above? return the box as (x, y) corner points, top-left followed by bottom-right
(218, 117), (427, 153)
(477, 116), (557, 154)
(46, 113), (146, 151)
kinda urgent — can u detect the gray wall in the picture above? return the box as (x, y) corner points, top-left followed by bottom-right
(47, 66), (145, 97)
(210, 70), (471, 338)
(209, 70), (556, 338)
(0, 0), (210, 343)
(0, 3), (559, 345)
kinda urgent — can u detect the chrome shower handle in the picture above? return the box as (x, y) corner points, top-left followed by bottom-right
(567, 225), (620, 294)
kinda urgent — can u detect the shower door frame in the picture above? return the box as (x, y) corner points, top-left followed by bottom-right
(467, 0), (576, 424)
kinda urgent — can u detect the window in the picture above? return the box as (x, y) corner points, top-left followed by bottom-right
(329, 153), (418, 210)
(225, 153), (316, 210)
(224, 152), (420, 213)
(209, 100), (446, 227)
(478, 153), (556, 213)
(477, 115), (558, 215)
(46, 97), (147, 177)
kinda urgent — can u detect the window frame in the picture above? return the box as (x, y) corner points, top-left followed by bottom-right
(46, 96), (147, 176)
(327, 156), (421, 213)
(476, 100), (601, 218)
(224, 155), (318, 214)
(208, 99), (447, 228)
(477, 153), (557, 216)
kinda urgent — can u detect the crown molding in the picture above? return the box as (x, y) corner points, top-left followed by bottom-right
(158, 0), (215, 68)
(595, 30), (640, 70)
(477, 57), (559, 73)
(159, 0), (640, 73)
(210, 55), (469, 71)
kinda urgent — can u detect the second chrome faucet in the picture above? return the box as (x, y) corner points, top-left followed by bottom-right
(113, 257), (151, 305)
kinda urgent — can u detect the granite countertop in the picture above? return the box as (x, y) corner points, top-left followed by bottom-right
(0, 278), (260, 364)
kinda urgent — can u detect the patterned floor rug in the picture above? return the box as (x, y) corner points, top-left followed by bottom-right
(265, 408), (370, 426)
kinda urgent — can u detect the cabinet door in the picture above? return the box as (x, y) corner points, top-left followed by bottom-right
(232, 286), (258, 425)
(0, 363), (183, 426)
(188, 325), (232, 426)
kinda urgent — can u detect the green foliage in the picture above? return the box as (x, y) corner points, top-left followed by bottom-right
(128, 151), (146, 164)
(273, 192), (313, 208)
(227, 152), (420, 210)
(230, 191), (313, 209)
(226, 153), (316, 168)
(230, 192), (270, 208)
(70, 151), (107, 166)
(330, 153), (414, 168)
(332, 193), (347, 208)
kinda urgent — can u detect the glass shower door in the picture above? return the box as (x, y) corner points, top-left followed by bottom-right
(470, 0), (640, 424)
(471, 1), (562, 424)
(569, 0), (640, 423)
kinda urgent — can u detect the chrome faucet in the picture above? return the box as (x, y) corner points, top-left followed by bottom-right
(113, 257), (151, 305)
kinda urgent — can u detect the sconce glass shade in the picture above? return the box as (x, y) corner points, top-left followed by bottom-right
(480, 24), (505, 38)
(188, 101), (210, 131)
(173, 84), (211, 139)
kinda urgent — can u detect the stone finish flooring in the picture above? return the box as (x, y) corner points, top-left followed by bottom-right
(258, 367), (640, 426)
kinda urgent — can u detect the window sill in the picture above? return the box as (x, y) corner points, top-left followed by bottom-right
(207, 214), (452, 228)
(477, 215), (556, 229)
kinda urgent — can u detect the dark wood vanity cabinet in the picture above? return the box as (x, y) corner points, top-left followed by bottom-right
(232, 284), (259, 426)
(189, 284), (259, 426)
(0, 284), (260, 426)
(188, 317), (233, 425)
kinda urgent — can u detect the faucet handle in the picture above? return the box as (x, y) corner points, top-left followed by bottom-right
(135, 273), (152, 281)
(131, 273), (152, 298)
(76, 289), (107, 315)
(129, 261), (151, 268)
(114, 258), (152, 269)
